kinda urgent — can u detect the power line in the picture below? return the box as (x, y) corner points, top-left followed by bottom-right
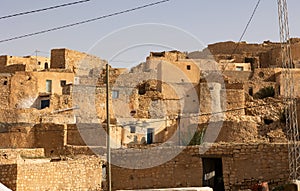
(222, 0), (261, 73)
(0, 0), (91, 20)
(0, 0), (171, 44)
(231, 0), (261, 55)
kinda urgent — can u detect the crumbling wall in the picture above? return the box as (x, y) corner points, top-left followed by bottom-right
(147, 51), (187, 62)
(10, 72), (38, 109)
(222, 71), (252, 82)
(261, 41), (300, 68)
(0, 123), (66, 157)
(0, 124), (35, 148)
(0, 75), (11, 109)
(199, 82), (245, 117)
(50, 48), (106, 75)
(210, 121), (258, 142)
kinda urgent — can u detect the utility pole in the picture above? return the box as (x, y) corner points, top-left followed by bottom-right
(178, 111), (181, 146)
(35, 50), (38, 65)
(277, 0), (300, 180)
(106, 63), (112, 191)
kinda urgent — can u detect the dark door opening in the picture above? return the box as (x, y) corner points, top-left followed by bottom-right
(249, 87), (253, 96)
(41, 100), (50, 109)
(202, 158), (225, 191)
(147, 128), (154, 144)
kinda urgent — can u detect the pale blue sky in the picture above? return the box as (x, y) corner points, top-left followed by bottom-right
(0, 0), (300, 68)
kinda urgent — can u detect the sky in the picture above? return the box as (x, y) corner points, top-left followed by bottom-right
(0, 0), (300, 68)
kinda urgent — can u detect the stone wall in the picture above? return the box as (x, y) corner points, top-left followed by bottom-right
(277, 69), (300, 97)
(10, 72), (38, 109)
(199, 82), (245, 117)
(0, 123), (65, 157)
(16, 157), (102, 191)
(0, 65), (26, 73)
(0, 74), (11, 109)
(0, 164), (17, 190)
(0, 123), (35, 149)
(111, 143), (289, 191)
(0, 148), (103, 191)
(0, 149), (45, 191)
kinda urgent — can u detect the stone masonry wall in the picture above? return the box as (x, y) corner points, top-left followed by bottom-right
(16, 157), (102, 191)
(0, 123), (65, 157)
(50, 48), (106, 75)
(111, 143), (289, 191)
(0, 164), (17, 190)
(0, 75), (11, 109)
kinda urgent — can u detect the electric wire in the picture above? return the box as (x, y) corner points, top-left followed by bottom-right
(0, 0), (171, 44)
(221, 0), (261, 73)
(0, 0), (91, 20)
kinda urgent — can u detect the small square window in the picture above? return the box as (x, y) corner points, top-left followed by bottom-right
(187, 65), (191, 70)
(112, 90), (119, 99)
(130, 126), (136, 133)
(236, 66), (244, 71)
(60, 80), (66, 87)
(74, 77), (80, 85)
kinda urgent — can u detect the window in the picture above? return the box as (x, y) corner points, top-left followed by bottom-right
(60, 80), (66, 87)
(3, 81), (7, 85)
(245, 57), (255, 64)
(46, 80), (52, 93)
(187, 65), (191, 70)
(130, 126), (136, 133)
(130, 110), (136, 117)
(74, 77), (80, 85)
(236, 66), (244, 71)
(41, 99), (50, 109)
(112, 90), (119, 99)
(38, 61), (41, 65)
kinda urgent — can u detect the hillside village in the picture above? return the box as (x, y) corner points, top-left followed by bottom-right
(1, 39), (300, 190)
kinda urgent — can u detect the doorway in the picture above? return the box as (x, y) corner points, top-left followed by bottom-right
(147, 128), (154, 144)
(202, 158), (225, 191)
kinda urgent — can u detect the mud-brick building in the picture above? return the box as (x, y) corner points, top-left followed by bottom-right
(0, 48), (107, 111)
(0, 55), (50, 72)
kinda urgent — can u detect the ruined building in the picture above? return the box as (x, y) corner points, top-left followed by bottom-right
(1, 39), (300, 190)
